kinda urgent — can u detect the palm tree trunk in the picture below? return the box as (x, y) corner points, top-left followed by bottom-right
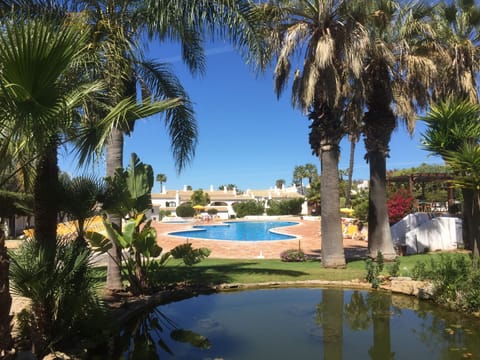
(462, 188), (474, 252)
(320, 146), (346, 268)
(366, 151), (396, 260)
(0, 228), (13, 357)
(471, 190), (480, 261)
(34, 143), (59, 257)
(106, 126), (124, 291)
(345, 136), (356, 208)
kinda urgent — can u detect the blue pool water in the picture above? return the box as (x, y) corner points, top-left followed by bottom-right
(169, 221), (297, 241)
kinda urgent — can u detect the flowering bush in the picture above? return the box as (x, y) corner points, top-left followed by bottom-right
(280, 249), (307, 262)
(387, 189), (414, 224)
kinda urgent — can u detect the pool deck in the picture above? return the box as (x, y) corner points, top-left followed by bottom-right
(152, 217), (368, 260)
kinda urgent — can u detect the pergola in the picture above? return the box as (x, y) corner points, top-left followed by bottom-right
(387, 172), (456, 212)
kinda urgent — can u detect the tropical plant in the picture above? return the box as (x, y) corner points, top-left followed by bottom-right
(421, 100), (480, 255)
(444, 143), (480, 260)
(58, 175), (105, 245)
(64, 0), (267, 291)
(0, 14), (100, 255)
(257, 0), (369, 267)
(9, 238), (107, 357)
(359, 0), (435, 259)
(87, 153), (210, 293)
(89, 215), (166, 294)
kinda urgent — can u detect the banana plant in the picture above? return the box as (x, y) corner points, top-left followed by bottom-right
(87, 153), (210, 293)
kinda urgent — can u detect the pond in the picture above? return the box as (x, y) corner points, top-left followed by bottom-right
(115, 288), (480, 359)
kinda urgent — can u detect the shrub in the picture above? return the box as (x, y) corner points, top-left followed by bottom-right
(411, 254), (480, 312)
(9, 238), (108, 356)
(207, 208), (218, 216)
(232, 200), (264, 218)
(387, 189), (414, 224)
(280, 249), (307, 262)
(388, 257), (401, 277)
(267, 198), (304, 216)
(364, 251), (384, 289)
(176, 203), (195, 217)
(351, 195), (368, 222)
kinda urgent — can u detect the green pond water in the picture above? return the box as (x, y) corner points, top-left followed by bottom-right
(117, 288), (480, 359)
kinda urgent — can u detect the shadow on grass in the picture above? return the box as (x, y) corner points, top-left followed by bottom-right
(154, 262), (310, 285)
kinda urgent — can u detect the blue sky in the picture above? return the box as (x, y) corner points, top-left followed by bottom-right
(59, 42), (444, 193)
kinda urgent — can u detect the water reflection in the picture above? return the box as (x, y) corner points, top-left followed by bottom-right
(115, 288), (480, 359)
(113, 307), (211, 359)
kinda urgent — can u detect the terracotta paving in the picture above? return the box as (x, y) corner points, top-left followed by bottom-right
(152, 218), (368, 260)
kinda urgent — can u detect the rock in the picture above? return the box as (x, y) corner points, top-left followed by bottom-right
(390, 277), (432, 297)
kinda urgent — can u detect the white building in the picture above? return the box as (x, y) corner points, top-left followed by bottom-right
(150, 185), (306, 220)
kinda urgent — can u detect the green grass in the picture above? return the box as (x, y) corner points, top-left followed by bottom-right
(92, 252), (457, 288)
(155, 258), (368, 285)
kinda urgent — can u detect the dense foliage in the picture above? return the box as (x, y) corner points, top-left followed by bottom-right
(10, 239), (108, 356)
(387, 189), (414, 224)
(412, 254), (480, 313)
(266, 198), (304, 216)
(232, 200), (264, 218)
(176, 203), (195, 218)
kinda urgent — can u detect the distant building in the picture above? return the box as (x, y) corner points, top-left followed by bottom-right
(357, 180), (369, 192)
(151, 184), (306, 220)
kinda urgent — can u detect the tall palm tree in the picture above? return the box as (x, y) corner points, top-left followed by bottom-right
(428, 0), (480, 252)
(293, 165), (307, 193)
(431, 0), (480, 103)
(360, 0), (436, 259)
(344, 87), (364, 208)
(0, 14), (102, 254)
(0, 14), (103, 355)
(156, 173), (167, 193)
(257, 0), (368, 267)
(71, 0), (268, 290)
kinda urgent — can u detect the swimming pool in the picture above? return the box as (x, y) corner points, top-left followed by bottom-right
(169, 221), (297, 241)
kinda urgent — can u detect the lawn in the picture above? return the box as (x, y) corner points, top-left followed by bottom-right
(93, 253), (441, 287)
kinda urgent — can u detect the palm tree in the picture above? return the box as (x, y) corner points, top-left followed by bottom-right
(427, 0), (480, 253)
(444, 142), (480, 261)
(0, 14), (102, 254)
(344, 89), (364, 208)
(422, 100), (480, 256)
(156, 173), (167, 193)
(58, 175), (106, 245)
(293, 165), (306, 193)
(69, 0), (268, 290)
(0, 14), (104, 356)
(257, 0), (368, 267)
(431, 0), (480, 103)
(360, 0), (436, 259)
